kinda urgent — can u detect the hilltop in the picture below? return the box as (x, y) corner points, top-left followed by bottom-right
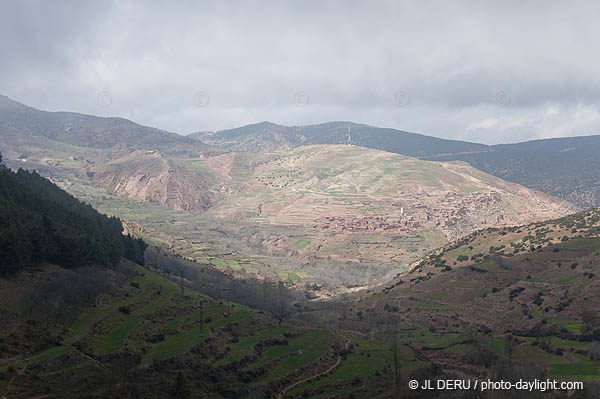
(3, 95), (600, 208)
(190, 120), (487, 157)
(192, 120), (600, 208)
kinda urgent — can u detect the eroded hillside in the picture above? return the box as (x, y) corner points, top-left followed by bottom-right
(92, 150), (212, 212)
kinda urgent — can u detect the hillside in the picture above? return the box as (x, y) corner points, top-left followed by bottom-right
(86, 144), (576, 293)
(193, 120), (600, 208)
(91, 150), (213, 212)
(0, 97), (583, 291)
(0, 96), (223, 212)
(0, 157), (425, 398)
(86, 145), (576, 296)
(432, 136), (600, 209)
(0, 256), (431, 399)
(2, 97), (600, 396)
(207, 145), (575, 237)
(3, 96), (600, 209)
(0, 158), (146, 274)
(325, 209), (600, 387)
(1, 160), (598, 398)
(203, 145), (575, 270)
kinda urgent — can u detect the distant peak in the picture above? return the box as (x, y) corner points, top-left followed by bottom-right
(218, 121), (288, 133)
(254, 121), (281, 127)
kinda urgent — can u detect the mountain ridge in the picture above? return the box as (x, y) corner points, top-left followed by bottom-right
(0, 95), (208, 154)
(190, 120), (490, 157)
(3, 94), (599, 210)
(189, 118), (600, 208)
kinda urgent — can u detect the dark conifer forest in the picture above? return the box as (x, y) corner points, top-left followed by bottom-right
(0, 152), (146, 274)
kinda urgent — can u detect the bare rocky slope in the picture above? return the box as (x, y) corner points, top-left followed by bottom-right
(91, 150), (212, 212)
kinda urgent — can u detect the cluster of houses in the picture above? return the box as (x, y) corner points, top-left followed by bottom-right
(314, 215), (421, 233)
(311, 190), (505, 235)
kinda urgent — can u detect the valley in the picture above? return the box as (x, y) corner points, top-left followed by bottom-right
(325, 209), (600, 389)
(4, 141), (577, 292)
(2, 97), (600, 398)
(0, 97), (579, 292)
(4, 4), (600, 397)
(3, 197), (600, 398)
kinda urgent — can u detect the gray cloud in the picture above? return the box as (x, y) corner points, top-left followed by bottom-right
(1, 0), (600, 144)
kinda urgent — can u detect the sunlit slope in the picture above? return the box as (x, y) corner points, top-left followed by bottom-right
(194, 119), (600, 209)
(208, 144), (576, 238)
(98, 144), (576, 282)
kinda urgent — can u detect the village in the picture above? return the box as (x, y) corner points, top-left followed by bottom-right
(312, 189), (505, 237)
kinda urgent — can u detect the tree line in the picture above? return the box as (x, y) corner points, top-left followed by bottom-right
(0, 152), (146, 274)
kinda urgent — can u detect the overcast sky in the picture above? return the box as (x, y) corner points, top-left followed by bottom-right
(2, 1), (600, 144)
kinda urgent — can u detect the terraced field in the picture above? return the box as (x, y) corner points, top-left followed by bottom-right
(255, 329), (332, 379)
(1, 263), (424, 398)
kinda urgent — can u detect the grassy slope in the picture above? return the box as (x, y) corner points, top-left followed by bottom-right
(351, 208), (600, 382)
(2, 263), (421, 399)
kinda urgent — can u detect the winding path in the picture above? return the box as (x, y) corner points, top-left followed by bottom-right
(3, 364), (28, 397)
(277, 334), (351, 398)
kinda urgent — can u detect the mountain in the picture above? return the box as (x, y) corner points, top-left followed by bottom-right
(0, 165), (427, 398)
(5, 95), (599, 209)
(0, 96), (220, 212)
(0, 95), (208, 156)
(193, 120), (600, 208)
(190, 122), (306, 152)
(1, 168), (597, 398)
(0, 96), (581, 290)
(2, 97), (600, 396)
(431, 136), (600, 209)
(4, 95), (600, 209)
(191, 120), (488, 157)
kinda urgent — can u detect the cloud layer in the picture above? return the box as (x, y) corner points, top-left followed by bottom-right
(2, 0), (600, 144)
